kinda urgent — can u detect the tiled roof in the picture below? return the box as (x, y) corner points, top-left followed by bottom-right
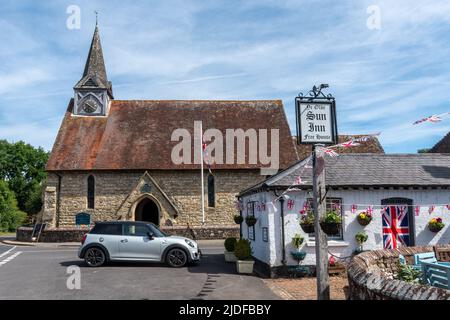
(293, 135), (384, 160)
(430, 132), (450, 153)
(46, 99), (299, 171)
(240, 154), (450, 195)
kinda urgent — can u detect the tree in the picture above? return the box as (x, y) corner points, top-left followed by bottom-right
(0, 180), (26, 232)
(0, 140), (49, 214)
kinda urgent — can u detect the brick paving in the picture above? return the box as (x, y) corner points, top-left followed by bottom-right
(264, 275), (349, 300)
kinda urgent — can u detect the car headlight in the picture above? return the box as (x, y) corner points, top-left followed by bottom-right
(185, 239), (195, 248)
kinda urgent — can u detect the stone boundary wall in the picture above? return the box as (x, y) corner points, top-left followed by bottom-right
(16, 225), (239, 242)
(347, 246), (450, 300)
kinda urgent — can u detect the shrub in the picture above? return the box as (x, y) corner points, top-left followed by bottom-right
(224, 237), (237, 252)
(396, 264), (422, 284)
(355, 232), (368, 245)
(0, 180), (27, 232)
(300, 211), (314, 225)
(322, 210), (342, 224)
(234, 239), (252, 260)
(291, 234), (304, 249)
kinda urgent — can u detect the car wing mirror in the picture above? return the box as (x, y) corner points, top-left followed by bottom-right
(147, 231), (154, 239)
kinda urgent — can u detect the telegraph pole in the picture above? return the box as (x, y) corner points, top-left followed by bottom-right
(295, 84), (337, 300)
(312, 145), (330, 300)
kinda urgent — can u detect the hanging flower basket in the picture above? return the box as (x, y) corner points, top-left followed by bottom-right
(356, 212), (372, 226)
(320, 222), (341, 236)
(320, 210), (342, 236)
(245, 216), (257, 227)
(299, 211), (315, 233)
(291, 251), (307, 261)
(300, 223), (315, 234)
(234, 215), (243, 224)
(428, 218), (444, 233)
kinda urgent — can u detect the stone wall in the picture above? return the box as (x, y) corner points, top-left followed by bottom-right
(347, 246), (450, 300)
(42, 170), (263, 227)
(17, 225), (239, 242)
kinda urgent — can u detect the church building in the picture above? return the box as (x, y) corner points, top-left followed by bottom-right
(40, 25), (299, 229)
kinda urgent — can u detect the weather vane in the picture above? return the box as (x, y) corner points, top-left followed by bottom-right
(95, 11), (99, 25)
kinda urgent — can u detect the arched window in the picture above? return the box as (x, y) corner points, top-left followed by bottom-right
(87, 175), (95, 209)
(207, 174), (215, 208)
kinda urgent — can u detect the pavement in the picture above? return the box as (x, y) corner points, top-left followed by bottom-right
(0, 240), (280, 300)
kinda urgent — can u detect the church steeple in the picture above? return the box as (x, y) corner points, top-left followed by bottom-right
(73, 23), (113, 116)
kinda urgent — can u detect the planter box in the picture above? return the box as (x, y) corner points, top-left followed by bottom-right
(236, 260), (254, 274)
(224, 250), (237, 262)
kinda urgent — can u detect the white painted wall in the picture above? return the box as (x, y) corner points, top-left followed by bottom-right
(241, 188), (450, 267)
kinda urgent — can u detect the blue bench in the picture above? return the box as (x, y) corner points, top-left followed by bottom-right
(414, 252), (450, 267)
(421, 261), (450, 290)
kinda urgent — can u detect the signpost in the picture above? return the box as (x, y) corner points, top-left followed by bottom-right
(295, 84), (337, 300)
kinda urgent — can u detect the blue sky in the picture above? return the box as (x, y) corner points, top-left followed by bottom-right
(0, 0), (449, 153)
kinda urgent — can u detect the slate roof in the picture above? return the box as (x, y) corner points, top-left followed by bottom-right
(239, 154), (450, 195)
(430, 132), (450, 153)
(293, 135), (384, 160)
(46, 99), (299, 171)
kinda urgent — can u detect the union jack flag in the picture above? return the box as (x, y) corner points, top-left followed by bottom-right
(366, 206), (373, 215)
(287, 199), (295, 210)
(382, 206), (411, 249)
(351, 204), (357, 214)
(323, 148), (339, 157)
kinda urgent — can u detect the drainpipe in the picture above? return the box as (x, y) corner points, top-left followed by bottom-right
(273, 190), (287, 266)
(55, 173), (62, 228)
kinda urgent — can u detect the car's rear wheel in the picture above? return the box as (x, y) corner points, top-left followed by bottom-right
(166, 248), (188, 268)
(84, 247), (106, 267)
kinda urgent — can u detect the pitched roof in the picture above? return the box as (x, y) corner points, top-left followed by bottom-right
(293, 135), (384, 160)
(239, 154), (450, 195)
(46, 99), (299, 171)
(429, 132), (450, 153)
(74, 25), (113, 98)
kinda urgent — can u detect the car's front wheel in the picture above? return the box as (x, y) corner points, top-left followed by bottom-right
(166, 248), (188, 268)
(84, 247), (106, 267)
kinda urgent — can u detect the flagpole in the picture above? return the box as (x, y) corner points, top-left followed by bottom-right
(200, 121), (205, 225)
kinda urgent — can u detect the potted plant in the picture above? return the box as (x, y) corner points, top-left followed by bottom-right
(428, 217), (445, 233)
(245, 215), (257, 227)
(234, 239), (254, 274)
(355, 231), (368, 252)
(234, 215), (243, 224)
(290, 234), (306, 262)
(299, 212), (315, 233)
(320, 210), (342, 236)
(356, 211), (372, 226)
(224, 237), (237, 262)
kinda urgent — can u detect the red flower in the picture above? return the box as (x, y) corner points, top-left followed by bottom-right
(299, 209), (306, 215)
(437, 218), (442, 223)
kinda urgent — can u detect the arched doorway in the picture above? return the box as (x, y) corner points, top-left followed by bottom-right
(134, 198), (160, 225)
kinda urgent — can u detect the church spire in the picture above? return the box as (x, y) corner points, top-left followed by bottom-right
(74, 22), (113, 98)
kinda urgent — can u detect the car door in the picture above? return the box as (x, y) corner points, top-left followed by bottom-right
(118, 223), (162, 260)
(89, 223), (122, 259)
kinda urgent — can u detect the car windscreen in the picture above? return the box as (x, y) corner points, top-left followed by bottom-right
(90, 224), (122, 235)
(147, 223), (167, 237)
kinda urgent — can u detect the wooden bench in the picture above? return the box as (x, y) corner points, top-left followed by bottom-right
(421, 261), (450, 290)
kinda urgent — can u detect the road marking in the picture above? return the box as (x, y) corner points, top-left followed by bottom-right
(0, 246), (16, 259)
(0, 251), (22, 266)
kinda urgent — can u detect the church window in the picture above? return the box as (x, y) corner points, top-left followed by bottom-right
(87, 175), (95, 209)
